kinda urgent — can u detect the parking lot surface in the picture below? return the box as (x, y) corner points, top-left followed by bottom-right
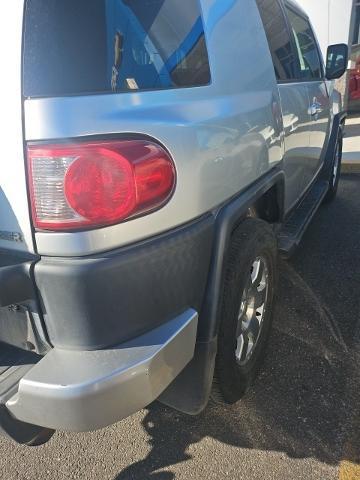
(1, 175), (359, 480)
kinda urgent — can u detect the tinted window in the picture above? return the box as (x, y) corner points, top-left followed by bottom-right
(286, 7), (322, 80)
(23, 0), (210, 98)
(256, 0), (297, 81)
(353, 3), (360, 46)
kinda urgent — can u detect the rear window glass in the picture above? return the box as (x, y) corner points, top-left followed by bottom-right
(23, 0), (211, 98)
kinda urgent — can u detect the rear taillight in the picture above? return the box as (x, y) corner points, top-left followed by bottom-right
(27, 140), (176, 231)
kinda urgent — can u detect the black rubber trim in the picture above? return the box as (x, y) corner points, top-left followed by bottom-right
(34, 215), (214, 350)
(199, 166), (285, 342)
(159, 338), (217, 415)
(0, 250), (39, 307)
(320, 113), (342, 181)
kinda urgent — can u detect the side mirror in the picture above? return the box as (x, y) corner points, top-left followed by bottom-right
(326, 44), (349, 80)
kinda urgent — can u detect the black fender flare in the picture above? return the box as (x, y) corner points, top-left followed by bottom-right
(159, 166), (285, 414)
(321, 113), (345, 181)
(199, 166), (285, 342)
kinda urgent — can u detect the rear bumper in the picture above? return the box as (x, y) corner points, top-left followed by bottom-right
(34, 215), (213, 350)
(0, 216), (210, 436)
(6, 309), (197, 432)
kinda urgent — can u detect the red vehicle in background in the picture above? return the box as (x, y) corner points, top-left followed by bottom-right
(349, 58), (360, 100)
(349, 44), (360, 113)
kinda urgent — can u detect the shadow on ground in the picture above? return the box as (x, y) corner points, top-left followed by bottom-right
(114, 175), (360, 479)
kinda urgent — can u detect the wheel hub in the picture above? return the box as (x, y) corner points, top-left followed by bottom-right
(235, 256), (269, 365)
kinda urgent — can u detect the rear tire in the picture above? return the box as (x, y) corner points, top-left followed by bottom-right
(211, 218), (277, 404)
(323, 131), (342, 204)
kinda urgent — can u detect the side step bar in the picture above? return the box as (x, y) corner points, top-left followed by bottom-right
(278, 180), (329, 257)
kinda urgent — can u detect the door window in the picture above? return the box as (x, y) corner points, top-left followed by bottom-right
(285, 7), (323, 80)
(256, 0), (297, 81)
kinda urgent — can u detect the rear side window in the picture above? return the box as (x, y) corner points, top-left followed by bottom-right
(23, 0), (211, 98)
(285, 7), (323, 80)
(255, 0), (297, 81)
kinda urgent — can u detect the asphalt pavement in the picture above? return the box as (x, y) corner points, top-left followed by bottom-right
(0, 174), (359, 480)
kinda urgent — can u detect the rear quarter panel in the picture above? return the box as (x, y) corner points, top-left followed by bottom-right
(25, 0), (283, 256)
(0, 0), (34, 253)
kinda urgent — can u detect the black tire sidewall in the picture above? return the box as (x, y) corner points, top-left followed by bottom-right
(214, 219), (277, 403)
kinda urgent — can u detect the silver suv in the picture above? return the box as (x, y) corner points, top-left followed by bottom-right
(0, 0), (348, 445)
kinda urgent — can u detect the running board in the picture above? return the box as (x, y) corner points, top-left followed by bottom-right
(278, 180), (329, 257)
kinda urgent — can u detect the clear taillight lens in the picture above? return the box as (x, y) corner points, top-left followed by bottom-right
(27, 140), (176, 231)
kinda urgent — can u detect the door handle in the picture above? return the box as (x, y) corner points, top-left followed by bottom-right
(310, 102), (322, 117)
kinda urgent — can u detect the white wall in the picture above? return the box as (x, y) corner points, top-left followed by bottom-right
(297, 0), (354, 60)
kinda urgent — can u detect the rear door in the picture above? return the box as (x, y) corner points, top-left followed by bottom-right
(256, 0), (312, 212)
(285, 4), (331, 189)
(0, 0), (34, 254)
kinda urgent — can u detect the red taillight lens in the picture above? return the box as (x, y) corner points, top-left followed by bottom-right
(27, 140), (176, 231)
